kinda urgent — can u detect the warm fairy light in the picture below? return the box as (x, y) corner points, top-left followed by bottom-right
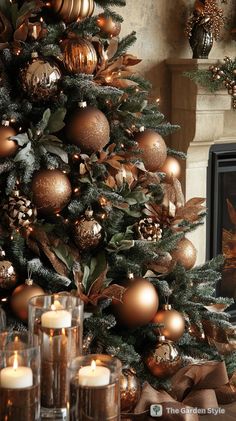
(105, 75), (112, 83)
(156, 97), (160, 104)
(13, 352), (18, 370)
(91, 360), (96, 372)
(118, 71), (121, 76)
(201, 333), (205, 339)
(62, 170), (67, 174)
(56, 213), (60, 217)
(135, 88), (139, 92)
(74, 154), (79, 159)
(99, 196), (107, 206)
(40, 17), (44, 23)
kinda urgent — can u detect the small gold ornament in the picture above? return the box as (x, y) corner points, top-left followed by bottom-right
(20, 52), (61, 102)
(0, 249), (17, 291)
(73, 209), (103, 251)
(134, 129), (167, 172)
(152, 304), (185, 342)
(0, 120), (18, 158)
(97, 14), (121, 38)
(137, 218), (162, 242)
(160, 156), (181, 183)
(113, 276), (159, 328)
(32, 169), (72, 216)
(120, 367), (141, 412)
(145, 335), (182, 378)
(2, 190), (37, 231)
(171, 237), (197, 270)
(61, 35), (97, 74)
(47, 0), (94, 24)
(66, 102), (110, 154)
(11, 279), (44, 321)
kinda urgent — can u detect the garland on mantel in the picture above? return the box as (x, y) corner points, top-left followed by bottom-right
(184, 56), (236, 109)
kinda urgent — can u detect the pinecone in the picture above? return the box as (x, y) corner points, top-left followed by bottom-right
(137, 218), (162, 241)
(2, 190), (37, 231)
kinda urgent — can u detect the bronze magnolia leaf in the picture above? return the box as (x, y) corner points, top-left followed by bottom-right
(227, 198), (236, 226)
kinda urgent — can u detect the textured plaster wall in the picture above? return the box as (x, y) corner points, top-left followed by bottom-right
(115, 0), (236, 118)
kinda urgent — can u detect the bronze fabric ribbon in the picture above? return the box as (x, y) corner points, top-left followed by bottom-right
(121, 361), (236, 421)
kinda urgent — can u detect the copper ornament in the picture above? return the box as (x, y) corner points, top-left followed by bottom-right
(135, 129), (167, 172)
(160, 156), (181, 183)
(0, 259), (17, 290)
(145, 336), (182, 378)
(11, 279), (44, 321)
(152, 304), (185, 342)
(73, 209), (103, 251)
(113, 277), (159, 328)
(48, 0), (94, 24)
(120, 367), (141, 412)
(171, 237), (197, 270)
(66, 103), (110, 154)
(2, 190), (37, 230)
(97, 14), (121, 38)
(0, 122), (18, 158)
(61, 36), (97, 74)
(20, 52), (61, 102)
(31, 169), (72, 216)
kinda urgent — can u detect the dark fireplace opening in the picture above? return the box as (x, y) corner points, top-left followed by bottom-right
(207, 143), (236, 318)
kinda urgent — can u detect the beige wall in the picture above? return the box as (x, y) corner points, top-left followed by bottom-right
(116, 0), (236, 118)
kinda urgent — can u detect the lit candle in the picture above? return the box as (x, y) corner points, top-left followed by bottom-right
(41, 305), (72, 328)
(78, 360), (110, 387)
(0, 352), (33, 389)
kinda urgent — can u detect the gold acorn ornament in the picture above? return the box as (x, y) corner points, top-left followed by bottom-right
(171, 237), (197, 270)
(145, 335), (182, 378)
(152, 304), (185, 342)
(0, 120), (18, 158)
(20, 52), (61, 102)
(0, 248), (17, 291)
(134, 128), (167, 172)
(31, 169), (72, 216)
(66, 101), (110, 154)
(97, 14), (121, 38)
(46, 0), (94, 24)
(11, 278), (44, 322)
(120, 367), (141, 412)
(61, 35), (98, 74)
(113, 275), (159, 328)
(2, 190), (37, 231)
(73, 209), (103, 251)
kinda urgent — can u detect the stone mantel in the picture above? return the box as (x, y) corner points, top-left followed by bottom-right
(167, 58), (235, 265)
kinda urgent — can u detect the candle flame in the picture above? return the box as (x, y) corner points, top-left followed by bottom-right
(13, 352), (18, 370)
(14, 336), (19, 343)
(91, 360), (96, 372)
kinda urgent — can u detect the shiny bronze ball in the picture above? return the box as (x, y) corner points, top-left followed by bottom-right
(66, 104), (110, 154)
(32, 169), (72, 216)
(145, 337), (182, 378)
(20, 53), (61, 102)
(61, 36), (97, 74)
(97, 14), (121, 38)
(113, 277), (159, 328)
(11, 280), (44, 321)
(152, 305), (185, 342)
(0, 123), (18, 158)
(135, 129), (167, 172)
(73, 209), (103, 251)
(120, 368), (141, 412)
(0, 260), (17, 290)
(171, 238), (197, 270)
(48, 0), (94, 24)
(160, 156), (181, 182)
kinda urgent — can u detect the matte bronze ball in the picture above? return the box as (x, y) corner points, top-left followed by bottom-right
(145, 337), (182, 378)
(120, 368), (141, 412)
(11, 280), (44, 321)
(0, 260), (17, 290)
(171, 238), (197, 270)
(66, 104), (110, 154)
(32, 169), (72, 216)
(113, 277), (159, 328)
(97, 14), (121, 38)
(20, 53), (61, 102)
(61, 36), (97, 74)
(0, 123), (18, 158)
(152, 305), (185, 342)
(48, 0), (94, 24)
(135, 129), (167, 172)
(160, 156), (181, 182)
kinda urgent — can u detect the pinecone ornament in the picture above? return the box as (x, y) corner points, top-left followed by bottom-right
(2, 190), (37, 231)
(137, 218), (162, 241)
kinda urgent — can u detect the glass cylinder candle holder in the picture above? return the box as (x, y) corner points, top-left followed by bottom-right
(68, 354), (122, 421)
(28, 294), (84, 420)
(0, 306), (6, 331)
(0, 331), (40, 421)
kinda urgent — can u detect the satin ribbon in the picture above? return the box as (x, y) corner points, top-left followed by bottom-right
(121, 361), (236, 421)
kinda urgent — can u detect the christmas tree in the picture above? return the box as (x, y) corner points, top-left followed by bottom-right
(0, 0), (236, 400)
